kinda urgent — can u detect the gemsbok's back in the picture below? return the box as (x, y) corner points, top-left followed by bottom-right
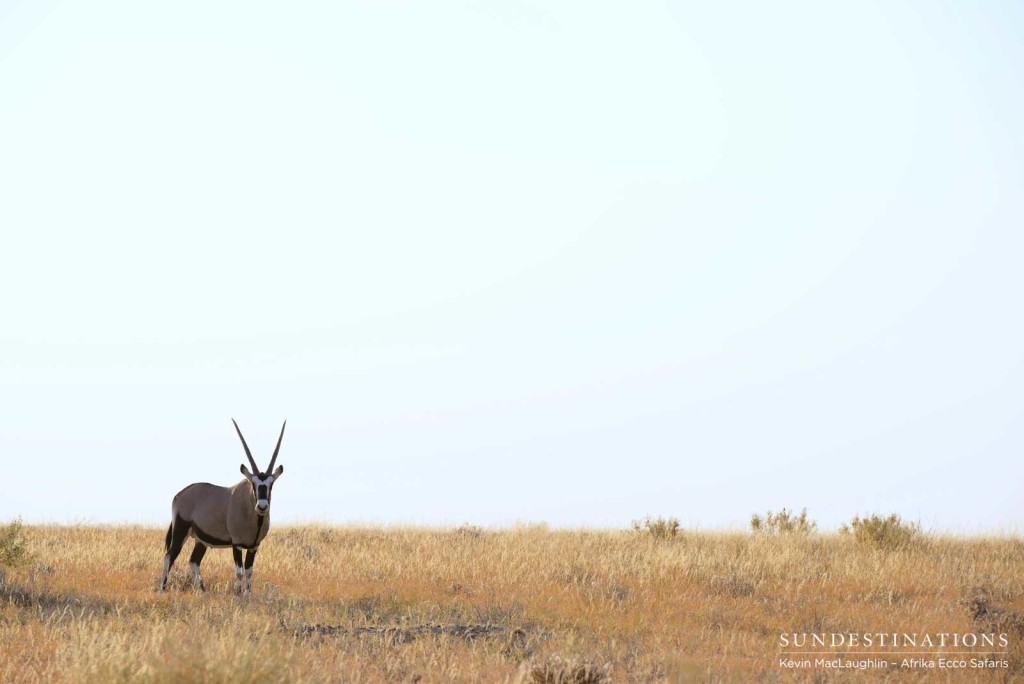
(158, 419), (286, 594)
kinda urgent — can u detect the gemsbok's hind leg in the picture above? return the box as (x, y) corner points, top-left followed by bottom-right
(188, 542), (208, 592)
(159, 516), (191, 593)
(232, 546), (244, 594)
(158, 522), (173, 592)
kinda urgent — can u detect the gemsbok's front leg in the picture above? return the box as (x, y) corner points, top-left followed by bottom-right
(243, 548), (258, 594)
(233, 546), (245, 594)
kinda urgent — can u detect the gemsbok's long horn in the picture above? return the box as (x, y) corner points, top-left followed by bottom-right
(232, 418), (260, 473)
(268, 421), (286, 473)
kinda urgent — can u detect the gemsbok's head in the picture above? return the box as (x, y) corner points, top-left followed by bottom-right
(233, 419), (286, 516)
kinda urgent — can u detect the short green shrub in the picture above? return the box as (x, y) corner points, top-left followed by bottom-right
(631, 516), (681, 540)
(750, 508), (817, 535)
(840, 513), (920, 549)
(0, 518), (33, 570)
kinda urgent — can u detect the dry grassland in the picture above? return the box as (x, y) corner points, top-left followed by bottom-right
(3, 525), (1024, 682)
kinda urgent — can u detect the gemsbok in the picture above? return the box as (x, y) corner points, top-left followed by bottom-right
(158, 419), (286, 594)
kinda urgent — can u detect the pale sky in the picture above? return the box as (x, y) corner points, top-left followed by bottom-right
(1, 2), (1021, 530)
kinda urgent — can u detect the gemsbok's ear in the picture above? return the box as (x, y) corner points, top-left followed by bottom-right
(241, 464), (253, 478)
(272, 465), (284, 478)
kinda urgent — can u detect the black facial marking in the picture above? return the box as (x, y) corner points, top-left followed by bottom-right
(250, 473), (272, 502)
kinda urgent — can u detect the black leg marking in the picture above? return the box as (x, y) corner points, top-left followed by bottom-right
(189, 542), (208, 566)
(164, 523), (173, 552)
(243, 548), (258, 594)
(233, 546), (244, 594)
(188, 542), (208, 591)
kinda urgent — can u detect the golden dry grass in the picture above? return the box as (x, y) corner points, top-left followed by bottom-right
(2, 524), (1024, 682)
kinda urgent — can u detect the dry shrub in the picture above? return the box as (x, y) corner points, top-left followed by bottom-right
(840, 513), (920, 549)
(630, 516), (680, 540)
(454, 523), (484, 539)
(0, 518), (33, 571)
(526, 655), (609, 684)
(750, 508), (817, 535)
(964, 589), (1024, 636)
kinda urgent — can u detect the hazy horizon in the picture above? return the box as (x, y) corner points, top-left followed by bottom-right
(1, 1), (1021, 531)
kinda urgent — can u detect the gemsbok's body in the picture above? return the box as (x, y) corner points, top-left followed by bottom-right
(159, 419), (286, 594)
